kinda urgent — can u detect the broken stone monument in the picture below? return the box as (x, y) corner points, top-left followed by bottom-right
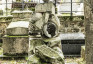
(2, 21), (29, 55)
(28, 0), (64, 64)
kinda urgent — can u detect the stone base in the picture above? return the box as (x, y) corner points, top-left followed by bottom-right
(2, 36), (29, 55)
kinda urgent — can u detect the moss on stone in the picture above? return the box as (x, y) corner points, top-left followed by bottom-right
(4, 35), (29, 38)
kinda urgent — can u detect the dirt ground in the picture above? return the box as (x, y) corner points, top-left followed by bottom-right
(0, 57), (84, 64)
(65, 57), (82, 64)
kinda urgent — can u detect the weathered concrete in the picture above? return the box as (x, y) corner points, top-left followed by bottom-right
(2, 36), (29, 54)
(85, 0), (93, 64)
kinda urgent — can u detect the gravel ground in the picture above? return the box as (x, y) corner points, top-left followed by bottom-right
(0, 59), (27, 64)
(65, 57), (83, 64)
(0, 57), (83, 64)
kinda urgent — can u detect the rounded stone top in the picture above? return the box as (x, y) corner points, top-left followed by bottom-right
(7, 21), (29, 29)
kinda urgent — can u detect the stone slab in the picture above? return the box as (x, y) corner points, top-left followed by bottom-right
(35, 45), (64, 63)
(6, 21), (29, 36)
(2, 36), (29, 55)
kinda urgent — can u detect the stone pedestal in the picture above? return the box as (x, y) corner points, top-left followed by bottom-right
(85, 0), (93, 64)
(3, 21), (29, 55)
(2, 36), (29, 55)
(28, 36), (64, 64)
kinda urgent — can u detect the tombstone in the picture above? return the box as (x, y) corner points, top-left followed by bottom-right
(28, 0), (65, 64)
(2, 21), (29, 55)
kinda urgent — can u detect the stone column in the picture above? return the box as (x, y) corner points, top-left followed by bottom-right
(85, 0), (93, 64)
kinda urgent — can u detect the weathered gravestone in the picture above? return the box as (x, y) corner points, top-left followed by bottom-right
(28, 0), (65, 64)
(3, 21), (29, 55)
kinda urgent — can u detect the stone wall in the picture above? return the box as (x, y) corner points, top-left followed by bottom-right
(58, 16), (84, 34)
(85, 0), (93, 64)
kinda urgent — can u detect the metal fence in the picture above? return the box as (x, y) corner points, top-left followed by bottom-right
(56, 0), (84, 16)
(0, 0), (84, 16)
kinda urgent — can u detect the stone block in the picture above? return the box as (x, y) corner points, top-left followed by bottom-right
(35, 2), (55, 14)
(29, 37), (44, 55)
(6, 21), (29, 36)
(2, 36), (29, 54)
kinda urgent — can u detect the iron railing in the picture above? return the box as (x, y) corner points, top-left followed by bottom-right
(0, 0), (84, 16)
